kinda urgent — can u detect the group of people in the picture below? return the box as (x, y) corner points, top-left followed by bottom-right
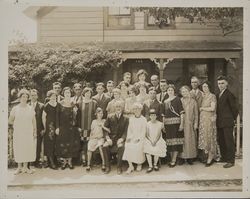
(8, 69), (239, 175)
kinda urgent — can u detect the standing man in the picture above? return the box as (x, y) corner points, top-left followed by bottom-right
(103, 100), (129, 174)
(157, 79), (169, 103)
(105, 80), (114, 99)
(190, 76), (204, 163)
(190, 76), (203, 109)
(150, 75), (161, 94)
(217, 75), (238, 168)
(143, 87), (163, 121)
(53, 82), (64, 103)
(71, 83), (83, 107)
(92, 82), (111, 118)
(30, 89), (44, 168)
(122, 72), (132, 88)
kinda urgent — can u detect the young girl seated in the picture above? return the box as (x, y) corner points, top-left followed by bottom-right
(144, 109), (166, 173)
(86, 107), (110, 172)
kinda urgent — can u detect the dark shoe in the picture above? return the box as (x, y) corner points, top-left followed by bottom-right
(68, 164), (74, 170)
(43, 161), (49, 168)
(205, 160), (214, 167)
(117, 168), (122, 175)
(146, 167), (153, 173)
(187, 159), (193, 165)
(82, 161), (87, 167)
(223, 163), (234, 168)
(34, 162), (42, 168)
(178, 159), (185, 165)
(153, 165), (159, 171)
(86, 166), (91, 172)
(104, 167), (111, 174)
(61, 164), (67, 170)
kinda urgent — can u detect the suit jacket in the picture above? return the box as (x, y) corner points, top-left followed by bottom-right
(142, 99), (163, 121)
(190, 89), (203, 109)
(71, 95), (84, 109)
(92, 93), (111, 118)
(157, 92), (169, 103)
(216, 89), (238, 128)
(104, 114), (129, 144)
(150, 84), (161, 94)
(31, 101), (44, 134)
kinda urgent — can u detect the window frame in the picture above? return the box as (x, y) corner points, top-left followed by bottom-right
(104, 7), (135, 30)
(144, 13), (176, 30)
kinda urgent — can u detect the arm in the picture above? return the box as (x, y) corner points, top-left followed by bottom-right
(193, 101), (199, 130)
(228, 91), (239, 120)
(200, 95), (216, 112)
(42, 110), (47, 131)
(8, 107), (15, 126)
(32, 115), (37, 138)
(55, 104), (60, 135)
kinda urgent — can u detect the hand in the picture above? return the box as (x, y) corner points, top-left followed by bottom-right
(55, 128), (59, 135)
(126, 138), (131, 143)
(200, 107), (204, 111)
(78, 128), (82, 133)
(33, 131), (37, 139)
(103, 141), (110, 147)
(86, 137), (90, 141)
(194, 124), (198, 130)
(40, 130), (45, 136)
(178, 125), (184, 132)
(152, 142), (156, 147)
(134, 139), (140, 144)
(117, 138), (124, 145)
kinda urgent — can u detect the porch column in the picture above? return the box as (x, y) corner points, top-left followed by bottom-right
(151, 58), (174, 79)
(225, 58), (241, 157)
(114, 58), (126, 84)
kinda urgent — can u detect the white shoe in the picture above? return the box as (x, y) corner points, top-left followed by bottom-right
(136, 164), (142, 171)
(126, 167), (134, 174)
(14, 168), (22, 175)
(22, 168), (34, 174)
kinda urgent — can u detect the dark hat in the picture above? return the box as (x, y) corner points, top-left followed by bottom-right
(160, 79), (167, 83)
(149, 109), (157, 115)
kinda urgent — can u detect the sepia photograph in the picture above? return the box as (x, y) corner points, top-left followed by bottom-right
(1, 0), (249, 198)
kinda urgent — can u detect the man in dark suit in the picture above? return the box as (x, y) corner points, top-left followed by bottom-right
(105, 80), (114, 99)
(150, 75), (161, 94)
(156, 79), (169, 103)
(216, 75), (238, 168)
(103, 100), (129, 174)
(92, 82), (111, 118)
(143, 87), (163, 121)
(53, 82), (64, 102)
(71, 83), (83, 107)
(30, 89), (44, 168)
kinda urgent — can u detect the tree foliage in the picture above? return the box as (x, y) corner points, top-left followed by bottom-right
(9, 42), (122, 97)
(133, 7), (243, 36)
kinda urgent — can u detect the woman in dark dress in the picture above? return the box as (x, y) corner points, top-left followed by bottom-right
(163, 84), (185, 168)
(55, 87), (81, 169)
(42, 90), (58, 169)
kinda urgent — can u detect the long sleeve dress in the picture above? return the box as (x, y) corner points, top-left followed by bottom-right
(163, 97), (185, 152)
(122, 115), (147, 164)
(179, 97), (198, 159)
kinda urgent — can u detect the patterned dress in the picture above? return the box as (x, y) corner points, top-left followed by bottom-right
(88, 119), (105, 152)
(198, 93), (220, 159)
(55, 103), (80, 158)
(179, 97), (198, 159)
(163, 97), (184, 152)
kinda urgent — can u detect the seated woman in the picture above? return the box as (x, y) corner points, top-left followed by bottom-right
(122, 103), (147, 174)
(144, 109), (166, 173)
(86, 108), (110, 172)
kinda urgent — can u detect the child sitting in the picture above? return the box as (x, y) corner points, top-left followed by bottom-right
(86, 107), (110, 172)
(143, 109), (166, 173)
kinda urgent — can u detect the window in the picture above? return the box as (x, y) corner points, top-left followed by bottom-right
(144, 14), (175, 29)
(105, 7), (134, 29)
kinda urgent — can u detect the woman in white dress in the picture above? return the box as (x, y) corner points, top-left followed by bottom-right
(124, 86), (138, 117)
(123, 103), (147, 173)
(9, 89), (37, 175)
(144, 109), (166, 173)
